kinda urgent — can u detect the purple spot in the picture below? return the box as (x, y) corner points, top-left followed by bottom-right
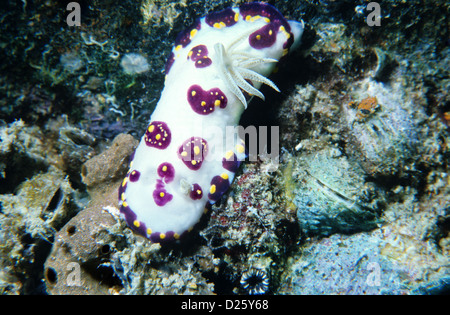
(222, 153), (241, 173)
(157, 162), (175, 183)
(165, 52), (175, 75)
(129, 170), (141, 182)
(206, 7), (238, 28)
(240, 3), (295, 51)
(190, 183), (203, 200)
(249, 21), (281, 49)
(178, 137), (208, 170)
(188, 45), (212, 68)
(187, 84), (227, 115)
(153, 188), (173, 206)
(208, 175), (231, 202)
(175, 18), (201, 48)
(144, 121), (172, 149)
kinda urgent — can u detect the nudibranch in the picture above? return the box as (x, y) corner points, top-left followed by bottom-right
(119, 2), (304, 242)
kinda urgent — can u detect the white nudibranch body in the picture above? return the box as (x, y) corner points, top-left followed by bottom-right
(119, 2), (303, 242)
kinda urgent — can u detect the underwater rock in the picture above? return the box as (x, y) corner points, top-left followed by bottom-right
(0, 120), (58, 192)
(43, 133), (136, 294)
(1, 0), (448, 296)
(44, 203), (122, 295)
(291, 148), (382, 237)
(0, 166), (81, 294)
(279, 231), (409, 294)
(343, 77), (423, 176)
(279, 171), (450, 294)
(280, 213), (450, 295)
(81, 133), (138, 188)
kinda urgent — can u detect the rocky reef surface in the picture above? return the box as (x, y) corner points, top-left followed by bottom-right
(0, 0), (448, 294)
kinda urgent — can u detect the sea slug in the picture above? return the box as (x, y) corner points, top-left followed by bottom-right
(119, 2), (304, 242)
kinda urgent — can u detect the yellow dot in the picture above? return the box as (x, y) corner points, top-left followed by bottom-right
(133, 220), (140, 228)
(190, 28), (198, 39)
(269, 29), (273, 36)
(221, 173), (229, 180)
(174, 233), (180, 240)
(121, 192), (126, 201)
(175, 45), (182, 51)
(162, 165), (168, 172)
(264, 17), (271, 23)
(122, 177), (128, 187)
(220, 22), (226, 28)
(122, 201), (128, 208)
(194, 146), (200, 155)
(188, 51), (193, 58)
(160, 192), (165, 198)
(191, 160), (197, 166)
(156, 134), (161, 140)
(147, 228), (152, 235)
(234, 12), (239, 22)
(245, 15), (252, 22)
(201, 101), (206, 107)
(225, 150), (234, 160)
(256, 34), (261, 40)
(210, 184), (216, 194)
(181, 151), (188, 157)
(236, 144), (245, 154)
(148, 125), (155, 133)
(191, 90), (197, 97)
(160, 233), (166, 240)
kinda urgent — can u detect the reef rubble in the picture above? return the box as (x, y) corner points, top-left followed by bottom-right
(0, 0), (448, 295)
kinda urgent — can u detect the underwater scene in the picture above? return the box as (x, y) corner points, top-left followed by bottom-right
(0, 0), (448, 296)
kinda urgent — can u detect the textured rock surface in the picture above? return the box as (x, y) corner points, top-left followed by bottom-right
(44, 205), (121, 295)
(0, 0), (448, 295)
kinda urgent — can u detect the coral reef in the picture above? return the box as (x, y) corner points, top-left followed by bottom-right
(290, 147), (382, 236)
(0, 0), (448, 295)
(44, 205), (122, 295)
(0, 119), (93, 294)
